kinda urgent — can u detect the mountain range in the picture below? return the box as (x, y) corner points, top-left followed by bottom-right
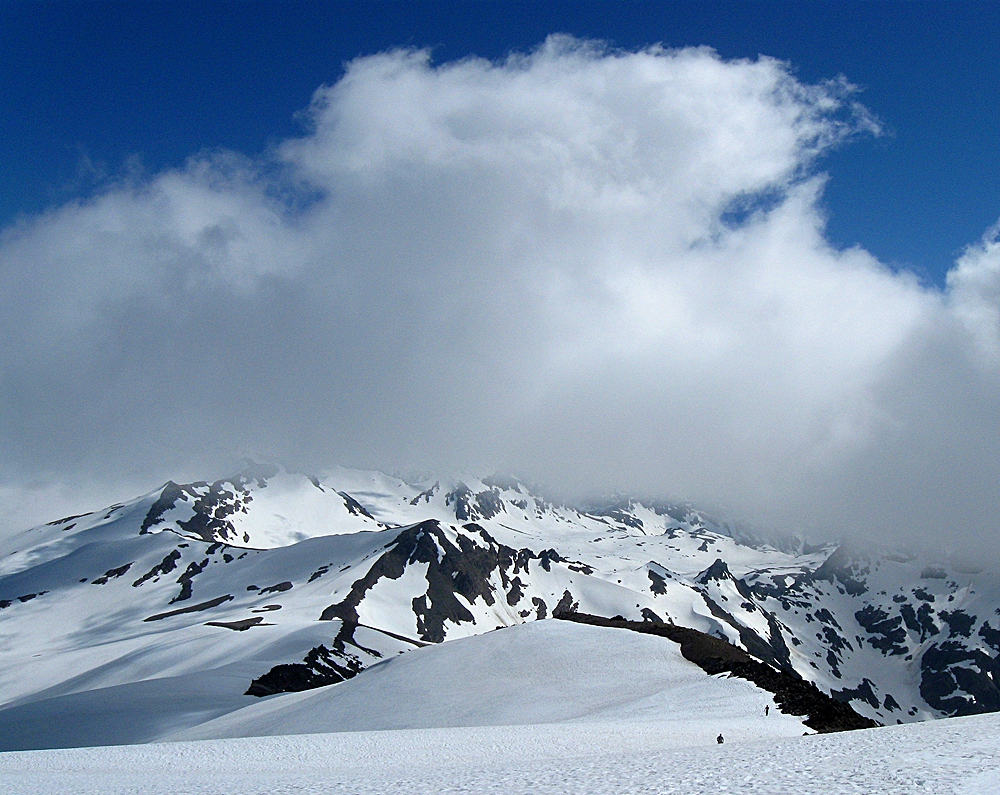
(2, 462), (998, 750)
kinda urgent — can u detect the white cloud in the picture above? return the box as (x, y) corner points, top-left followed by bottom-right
(0, 37), (997, 551)
(948, 223), (1000, 361)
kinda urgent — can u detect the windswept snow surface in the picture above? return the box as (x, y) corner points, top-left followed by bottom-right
(4, 713), (1000, 794)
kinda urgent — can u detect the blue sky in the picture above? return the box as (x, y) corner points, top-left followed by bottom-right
(2, 1), (998, 285)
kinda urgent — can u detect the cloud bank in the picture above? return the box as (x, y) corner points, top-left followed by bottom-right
(1, 37), (998, 550)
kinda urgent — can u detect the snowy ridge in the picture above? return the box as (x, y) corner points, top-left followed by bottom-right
(3, 462), (1000, 750)
(172, 620), (810, 739)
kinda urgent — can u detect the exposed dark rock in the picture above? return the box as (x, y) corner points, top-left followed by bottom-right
(746, 574), (793, 601)
(696, 559), (755, 602)
(102, 504), (123, 519)
(481, 475), (523, 493)
(507, 577), (524, 606)
(170, 559), (209, 603)
(0, 591), (48, 608)
(900, 602), (939, 641)
(140, 482), (188, 533)
(245, 642), (366, 697)
(652, 503), (692, 524)
(142, 463), (277, 543)
(586, 497), (645, 530)
(409, 482), (439, 506)
(813, 608), (841, 629)
(555, 612), (879, 733)
(441, 484), (507, 522)
(554, 590), (578, 615)
(308, 565), (331, 583)
(258, 581), (293, 595)
(474, 488), (505, 520)
(45, 513), (88, 526)
(696, 558), (732, 585)
(819, 624), (852, 678)
(831, 678), (880, 710)
(339, 492), (374, 519)
(176, 484), (247, 543)
(855, 605), (908, 655)
(206, 617), (267, 631)
(939, 609), (976, 638)
(979, 620), (1000, 652)
(445, 484), (474, 520)
(319, 520), (561, 644)
(920, 641), (1000, 716)
(18, 592), (45, 603)
(537, 549), (561, 572)
(698, 591), (793, 673)
(808, 546), (869, 596)
(608, 510), (644, 530)
(144, 594), (233, 622)
(648, 568), (668, 595)
(90, 562), (134, 585)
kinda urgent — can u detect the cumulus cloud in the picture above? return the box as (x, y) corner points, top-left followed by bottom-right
(0, 37), (997, 551)
(948, 224), (1000, 361)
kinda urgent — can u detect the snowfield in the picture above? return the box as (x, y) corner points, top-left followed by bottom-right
(173, 621), (807, 740)
(3, 712), (1000, 794)
(4, 620), (999, 794)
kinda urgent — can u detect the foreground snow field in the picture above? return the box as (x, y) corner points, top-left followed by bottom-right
(2, 621), (997, 793)
(3, 712), (1000, 794)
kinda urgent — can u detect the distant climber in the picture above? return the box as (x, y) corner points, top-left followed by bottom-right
(765, 705), (769, 716)
(717, 733), (724, 744)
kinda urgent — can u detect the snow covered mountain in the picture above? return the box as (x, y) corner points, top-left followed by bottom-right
(171, 619), (813, 740)
(1, 462), (998, 750)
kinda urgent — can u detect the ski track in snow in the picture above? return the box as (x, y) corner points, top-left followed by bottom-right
(3, 713), (1000, 794)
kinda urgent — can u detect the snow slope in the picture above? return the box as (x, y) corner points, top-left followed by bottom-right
(4, 712), (1000, 794)
(175, 620), (806, 740)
